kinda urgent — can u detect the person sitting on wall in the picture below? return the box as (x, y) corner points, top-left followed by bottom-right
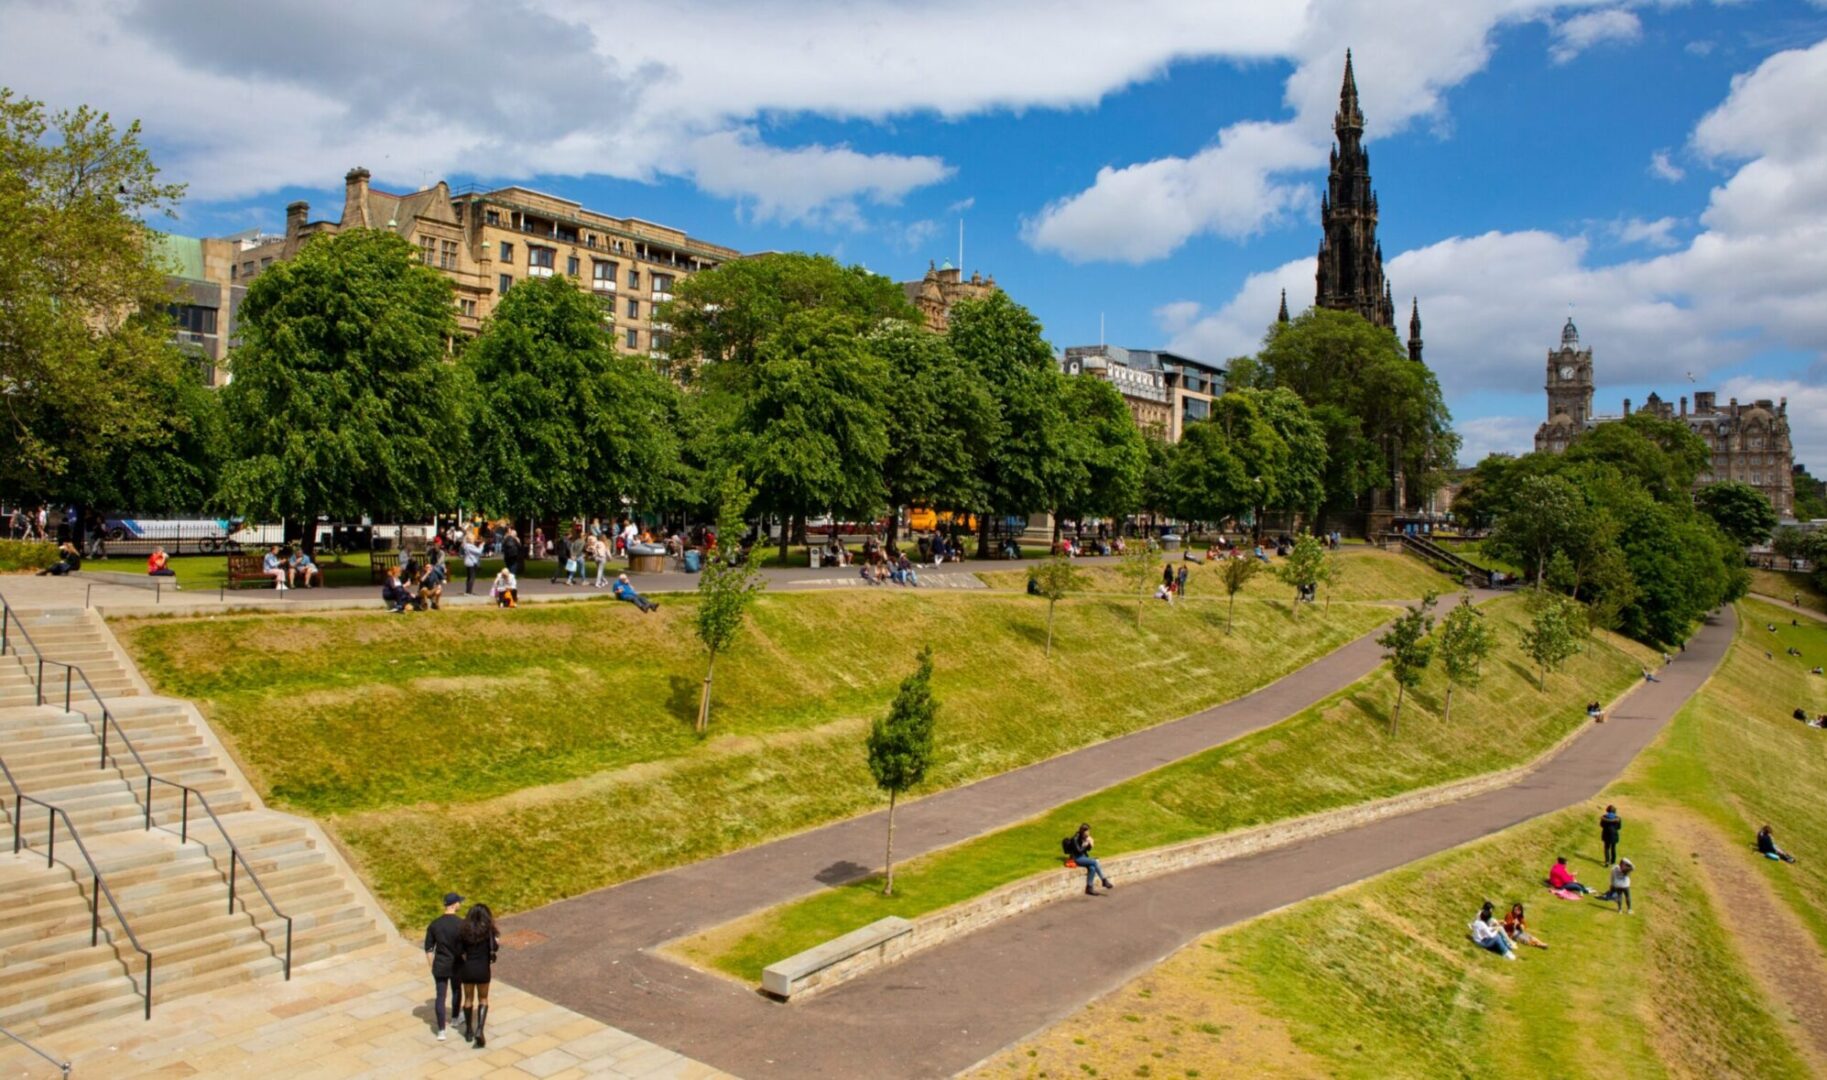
(381, 566), (413, 613)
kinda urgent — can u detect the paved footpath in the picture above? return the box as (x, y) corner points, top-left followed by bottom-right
(497, 605), (1733, 1079)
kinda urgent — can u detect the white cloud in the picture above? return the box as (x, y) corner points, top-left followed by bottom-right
(681, 130), (952, 227)
(1686, 39), (1717, 57)
(1172, 38), (1827, 471)
(946, 197), (977, 215)
(1456, 416), (1540, 464)
(1549, 9), (1642, 64)
(1649, 149), (1686, 182)
(1153, 300), (1205, 335)
(1604, 215), (1682, 248)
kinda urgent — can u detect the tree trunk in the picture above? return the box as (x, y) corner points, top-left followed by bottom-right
(1538, 662), (1546, 691)
(1226, 591), (1237, 634)
(697, 650), (717, 733)
(1045, 599), (1057, 658)
(883, 788), (898, 896)
(886, 510), (900, 549)
(1443, 681), (1453, 725)
(977, 513), (991, 560)
(1392, 682), (1404, 736)
(779, 511), (792, 565)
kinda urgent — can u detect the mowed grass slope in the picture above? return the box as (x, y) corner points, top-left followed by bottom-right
(680, 595), (1657, 983)
(115, 585), (1393, 924)
(974, 546), (1457, 602)
(977, 602), (1827, 1080)
(1748, 567), (1826, 616)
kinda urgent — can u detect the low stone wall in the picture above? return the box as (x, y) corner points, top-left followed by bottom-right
(773, 701), (1609, 1002)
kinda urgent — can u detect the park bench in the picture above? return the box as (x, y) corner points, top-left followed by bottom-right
(225, 553), (269, 589)
(761, 916), (912, 1000)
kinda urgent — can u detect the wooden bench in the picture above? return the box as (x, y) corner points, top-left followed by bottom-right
(225, 554), (269, 589)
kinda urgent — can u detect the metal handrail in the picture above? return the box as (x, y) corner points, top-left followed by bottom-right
(0, 1024), (69, 1078)
(1, 756), (153, 1021)
(0, 598), (292, 980)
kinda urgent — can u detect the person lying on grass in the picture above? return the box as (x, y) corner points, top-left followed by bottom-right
(1757, 825), (1798, 864)
(1547, 856), (1592, 895)
(1470, 902), (1516, 960)
(1503, 903), (1548, 949)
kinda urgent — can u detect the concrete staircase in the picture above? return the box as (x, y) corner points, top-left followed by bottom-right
(0, 608), (390, 1039)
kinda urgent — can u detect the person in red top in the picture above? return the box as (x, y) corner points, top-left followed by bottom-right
(147, 547), (177, 579)
(1547, 855), (1591, 895)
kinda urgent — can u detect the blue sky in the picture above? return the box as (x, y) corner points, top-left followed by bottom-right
(5, 0), (1824, 476)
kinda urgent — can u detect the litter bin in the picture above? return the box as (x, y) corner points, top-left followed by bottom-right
(1160, 532), (1182, 551)
(683, 549), (703, 573)
(629, 551), (666, 574)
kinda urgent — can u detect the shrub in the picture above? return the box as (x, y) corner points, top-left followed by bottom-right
(0, 540), (59, 573)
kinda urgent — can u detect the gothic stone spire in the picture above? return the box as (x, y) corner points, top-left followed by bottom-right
(1315, 49), (1393, 330)
(1277, 288), (1290, 324)
(1408, 297), (1423, 363)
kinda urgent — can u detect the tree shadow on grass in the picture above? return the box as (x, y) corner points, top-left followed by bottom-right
(1347, 691), (1391, 731)
(1502, 659), (1542, 687)
(1010, 620), (1050, 650)
(667, 674), (699, 729)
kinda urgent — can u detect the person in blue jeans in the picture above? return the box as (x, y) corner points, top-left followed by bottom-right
(1470, 901), (1515, 959)
(611, 573), (658, 613)
(1065, 823), (1114, 895)
(423, 892), (466, 1040)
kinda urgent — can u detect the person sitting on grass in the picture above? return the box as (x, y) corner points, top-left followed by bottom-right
(289, 548), (322, 588)
(1596, 858), (1634, 914)
(490, 566), (518, 609)
(381, 566), (413, 613)
(1796, 708), (1811, 722)
(1547, 855), (1592, 895)
(36, 541), (82, 577)
(1063, 823), (1114, 896)
(611, 572), (659, 613)
(147, 547), (177, 581)
(1503, 903), (1548, 949)
(1470, 902), (1516, 960)
(1757, 825), (1798, 864)
(1586, 700), (1605, 722)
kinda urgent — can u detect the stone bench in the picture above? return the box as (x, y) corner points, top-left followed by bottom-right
(761, 916), (912, 1000)
(70, 570), (160, 592)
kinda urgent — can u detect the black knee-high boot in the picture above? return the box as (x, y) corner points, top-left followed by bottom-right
(462, 1005), (473, 1039)
(474, 1003), (489, 1048)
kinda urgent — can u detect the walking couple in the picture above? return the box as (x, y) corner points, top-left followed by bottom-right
(424, 891), (500, 1047)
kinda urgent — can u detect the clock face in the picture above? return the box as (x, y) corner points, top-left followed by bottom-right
(1559, 365), (1575, 380)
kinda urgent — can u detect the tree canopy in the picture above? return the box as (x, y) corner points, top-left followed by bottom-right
(1694, 480), (1779, 548)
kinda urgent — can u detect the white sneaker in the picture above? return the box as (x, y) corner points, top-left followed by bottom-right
(436, 1027), (447, 1041)
(1505, 952), (1517, 961)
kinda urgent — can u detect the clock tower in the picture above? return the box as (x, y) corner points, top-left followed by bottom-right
(1534, 317), (1594, 452)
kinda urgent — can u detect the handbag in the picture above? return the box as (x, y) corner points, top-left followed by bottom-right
(564, 558), (578, 573)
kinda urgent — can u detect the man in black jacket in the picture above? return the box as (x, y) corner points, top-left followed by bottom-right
(502, 528), (525, 577)
(423, 892), (465, 1041)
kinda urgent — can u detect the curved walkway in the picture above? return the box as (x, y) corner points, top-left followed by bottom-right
(497, 605), (1733, 1079)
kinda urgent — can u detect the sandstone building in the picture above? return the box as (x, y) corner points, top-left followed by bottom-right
(1533, 317), (1795, 518)
(1061, 345), (1224, 442)
(899, 261), (997, 333)
(232, 168), (740, 354)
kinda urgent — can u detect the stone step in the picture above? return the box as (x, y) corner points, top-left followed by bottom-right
(0, 941), (284, 1035)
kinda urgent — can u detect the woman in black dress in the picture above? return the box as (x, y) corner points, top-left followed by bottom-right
(458, 904), (499, 1047)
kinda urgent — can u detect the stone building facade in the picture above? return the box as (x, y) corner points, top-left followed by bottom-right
(1061, 345), (1223, 442)
(899, 261), (997, 333)
(1533, 318), (1795, 518)
(235, 168), (741, 354)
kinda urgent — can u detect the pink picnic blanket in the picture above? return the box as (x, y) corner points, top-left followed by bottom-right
(1549, 887), (1584, 901)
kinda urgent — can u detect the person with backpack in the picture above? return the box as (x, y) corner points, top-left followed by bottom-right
(1063, 823), (1114, 896)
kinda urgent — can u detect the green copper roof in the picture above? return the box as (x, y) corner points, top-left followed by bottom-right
(153, 232), (206, 281)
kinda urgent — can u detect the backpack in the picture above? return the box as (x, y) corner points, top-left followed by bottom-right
(1061, 835), (1077, 858)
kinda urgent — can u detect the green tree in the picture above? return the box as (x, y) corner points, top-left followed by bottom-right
(866, 647), (939, 896)
(462, 274), (680, 523)
(871, 321), (997, 541)
(63, 357), (226, 514)
(217, 229), (463, 541)
(948, 293), (1076, 555)
(1119, 538), (1161, 628)
(1057, 375), (1147, 531)
(1519, 591), (1581, 690)
(1377, 594), (1437, 735)
(1028, 555), (1087, 658)
(1166, 418), (1251, 526)
(734, 309), (890, 562)
(1219, 555), (1261, 634)
(1565, 412), (1709, 504)
(1275, 531), (1328, 619)
(1488, 473), (1589, 584)
(694, 477), (766, 733)
(1771, 525), (1808, 565)
(0, 91), (194, 506)
(1694, 480), (1779, 548)
(1249, 387), (1329, 520)
(1436, 595), (1495, 725)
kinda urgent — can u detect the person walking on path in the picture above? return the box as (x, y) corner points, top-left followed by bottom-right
(501, 528), (524, 578)
(424, 892), (466, 1041)
(458, 903), (499, 1048)
(590, 532), (612, 587)
(1597, 858), (1634, 913)
(461, 535), (484, 595)
(1599, 805), (1622, 865)
(1064, 823), (1114, 895)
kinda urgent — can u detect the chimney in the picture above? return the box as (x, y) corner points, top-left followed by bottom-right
(342, 167), (372, 229)
(285, 200), (308, 241)
(1779, 396), (1787, 416)
(1623, 398), (1631, 416)
(1680, 395), (1688, 417)
(1694, 390), (1715, 413)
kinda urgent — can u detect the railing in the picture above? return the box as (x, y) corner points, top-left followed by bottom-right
(0, 1024), (69, 1078)
(2, 756), (152, 1022)
(1385, 532), (1495, 589)
(0, 597), (292, 981)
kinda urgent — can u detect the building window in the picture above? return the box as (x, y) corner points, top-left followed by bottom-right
(527, 246), (555, 277)
(626, 298), (639, 319)
(230, 264), (238, 281)
(486, 210), (500, 226)
(168, 304), (218, 335)
(499, 241), (514, 263)
(653, 274), (675, 299)
(457, 298), (478, 318)
(592, 260), (617, 291)
(626, 328), (639, 349)
(627, 269), (640, 289)
(566, 256), (579, 276)
(242, 261), (255, 278)
(498, 274), (512, 295)
(420, 236), (437, 264)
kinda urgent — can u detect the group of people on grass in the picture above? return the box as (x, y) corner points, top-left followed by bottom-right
(1474, 804), (1801, 960)
(424, 892), (499, 1048)
(1155, 563), (1190, 603)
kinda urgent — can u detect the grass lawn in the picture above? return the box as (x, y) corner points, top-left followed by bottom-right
(82, 554), (567, 592)
(975, 547), (1456, 602)
(973, 601), (1827, 1080)
(676, 595), (1657, 983)
(113, 588), (1391, 926)
(1748, 567), (1826, 616)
